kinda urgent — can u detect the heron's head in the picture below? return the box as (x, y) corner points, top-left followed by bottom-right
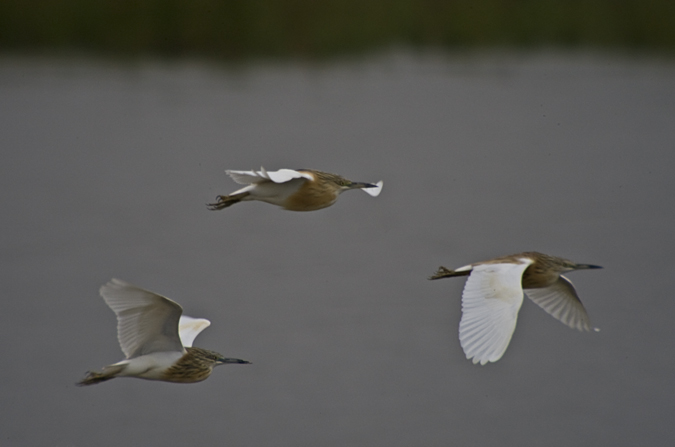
(553, 256), (603, 273)
(333, 177), (383, 197)
(524, 252), (602, 274)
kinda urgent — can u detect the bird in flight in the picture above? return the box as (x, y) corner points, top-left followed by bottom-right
(207, 167), (383, 211)
(430, 252), (601, 365)
(78, 279), (250, 385)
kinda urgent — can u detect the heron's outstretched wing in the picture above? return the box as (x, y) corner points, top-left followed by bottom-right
(459, 260), (532, 365)
(178, 315), (211, 347)
(227, 168), (313, 185)
(524, 276), (592, 331)
(99, 279), (185, 359)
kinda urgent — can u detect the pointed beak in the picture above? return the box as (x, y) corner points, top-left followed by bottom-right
(351, 180), (383, 197)
(218, 358), (251, 365)
(350, 181), (376, 189)
(576, 264), (603, 270)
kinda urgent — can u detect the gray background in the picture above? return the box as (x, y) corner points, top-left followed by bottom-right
(1, 51), (674, 446)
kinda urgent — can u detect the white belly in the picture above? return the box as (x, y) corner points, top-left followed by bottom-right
(245, 179), (306, 206)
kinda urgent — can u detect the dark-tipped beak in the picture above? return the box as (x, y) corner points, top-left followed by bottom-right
(219, 358), (251, 365)
(350, 181), (377, 189)
(352, 180), (383, 197)
(577, 264), (603, 270)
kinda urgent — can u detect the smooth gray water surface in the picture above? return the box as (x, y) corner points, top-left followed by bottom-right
(1, 52), (674, 446)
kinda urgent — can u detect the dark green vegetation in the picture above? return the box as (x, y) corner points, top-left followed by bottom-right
(2, 0), (674, 59)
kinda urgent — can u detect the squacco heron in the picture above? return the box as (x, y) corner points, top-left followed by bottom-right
(207, 167), (383, 211)
(429, 252), (601, 365)
(78, 279), (250, 386)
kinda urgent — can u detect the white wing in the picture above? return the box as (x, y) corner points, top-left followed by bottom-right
(226, 170), (266, 184)
(266, 169), (314, 183)
(524, 276), (592, 331)
(226, 168), (313, 185)
(361, 180), (383, 197)
(178, 315), (211, 347)
(99, 279), (185, 359)
(459, 261), (532, 365)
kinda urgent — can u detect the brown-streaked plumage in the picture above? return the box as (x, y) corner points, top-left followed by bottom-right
(207, 167), (383, 211)
(429, 252), (601, 365)
(78, 279), (250, 386)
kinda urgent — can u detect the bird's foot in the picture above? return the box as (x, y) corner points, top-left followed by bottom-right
(428, 266), (454, 280)
(206, 195), (235, 211)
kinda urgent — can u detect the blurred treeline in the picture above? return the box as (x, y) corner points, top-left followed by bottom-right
(1, 0), (674, 59)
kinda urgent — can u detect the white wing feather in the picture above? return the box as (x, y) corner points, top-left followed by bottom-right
(459, 261), (532, 365)
(361, 180), (383, 197)
(99, 279), (185, 358)
(524, 276), (592, 331)
(266, 169), (313, 183)
(226, 168), (313, 185)
(226, 170), (266, 184)
(178, 315), (211, 347)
